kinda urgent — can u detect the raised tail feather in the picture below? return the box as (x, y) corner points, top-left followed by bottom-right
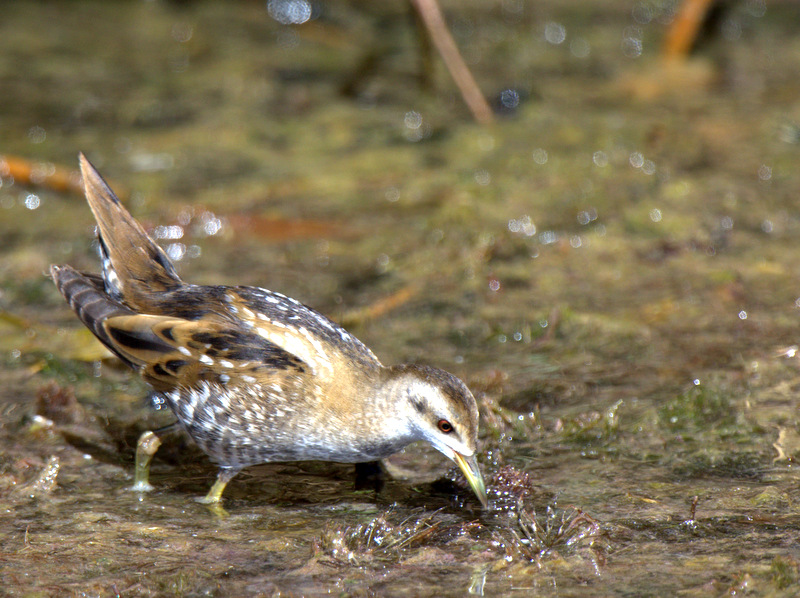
(78, 153), (182, 310)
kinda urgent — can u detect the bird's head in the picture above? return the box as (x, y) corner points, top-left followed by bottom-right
(386, 364), (487, 506)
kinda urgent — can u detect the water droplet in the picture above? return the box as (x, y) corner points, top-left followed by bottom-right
(629, 152), (644, 168)
(621, 27), (643, 58)
(403, 111), (429, 142)
(171, 22), (194, 43)
(501, 0), (524, 20)
(499, 89), (520, 110)
(267, 0), (312, 25)
(166, 242), (186, 261)
(385, 187), (400, 202)
(404, 111), (422, 130)
(592, 151), (608, 167)
(577, 208), (597, 225)
(570, 38), (590, 58)
(202, 214), (222, 236)
(532, 148), (548, 165)
(130, 152), (174, 172)
(154, 225), (184, 239)
(24, 193), (40, 210)
(474, 170), (491, 186)
(544, 22), (566, 45)
(539, 230), (558, 245)
(745, 0), (766, 18)
(632, 2), (654, 24)
(508, 215), (536, 236)
(28, 126), (46, 144)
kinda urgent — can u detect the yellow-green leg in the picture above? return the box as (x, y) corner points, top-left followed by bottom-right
(196, 466), (241, 504)
(130, 430), (162, 492)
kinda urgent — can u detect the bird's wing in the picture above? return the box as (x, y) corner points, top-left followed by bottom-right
(101, 313), (307, 392)
(222, 286), (381, 380)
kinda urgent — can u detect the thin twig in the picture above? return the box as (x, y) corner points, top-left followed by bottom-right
(410, 0), (494, 125)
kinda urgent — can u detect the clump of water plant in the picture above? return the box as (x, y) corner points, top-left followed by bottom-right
(477, 389), (541, 444)
(770, 555), (799, 590)
(34, 381), (84, 426)
(497, 499), (609, 569)
(555, 399), (623, 446)
(317, 508), (444, 566)
(484, 465), (608, 568)
(658, 382), (737, 433)
(488, 465), (548, 511)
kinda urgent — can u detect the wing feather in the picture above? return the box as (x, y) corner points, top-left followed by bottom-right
(101, 314), (306, 391)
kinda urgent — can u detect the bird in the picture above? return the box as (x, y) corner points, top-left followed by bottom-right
(50, 153), (487, 506)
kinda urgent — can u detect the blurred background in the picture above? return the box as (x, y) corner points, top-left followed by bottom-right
(2, 0), (800, 595)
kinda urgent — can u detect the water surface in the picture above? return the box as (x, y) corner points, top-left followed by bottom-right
(2, 0), (800, 595)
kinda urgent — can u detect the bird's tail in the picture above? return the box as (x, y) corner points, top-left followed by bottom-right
(78, 153), (183, 310)
(49, 264), (139, 367)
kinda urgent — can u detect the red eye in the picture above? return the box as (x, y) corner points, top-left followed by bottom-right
(438, 419), (453, 433)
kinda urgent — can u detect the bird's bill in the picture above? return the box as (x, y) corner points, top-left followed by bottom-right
(453, 452), (488, 507)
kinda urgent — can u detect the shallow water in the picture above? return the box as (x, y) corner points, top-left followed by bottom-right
(2, 0), (800, 595)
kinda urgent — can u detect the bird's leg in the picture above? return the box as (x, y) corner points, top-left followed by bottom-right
(197, 465), (242, 504)
(354, 460), (385, 492)
(130, 422), (178, 492)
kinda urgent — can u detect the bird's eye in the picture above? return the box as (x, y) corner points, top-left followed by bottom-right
(438, 419), (453, 433)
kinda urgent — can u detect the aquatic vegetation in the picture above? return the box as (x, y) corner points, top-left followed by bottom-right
(555, 399), (623, 446)
(34, 381), (83, 426)
(495, 499), (609, 570)
(770, 556), (800, 590)
(485, 465), (609, 568)
(659, 382), (737, 433)
(478, 389), (541, 443)
(317, 508), (445, 566)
